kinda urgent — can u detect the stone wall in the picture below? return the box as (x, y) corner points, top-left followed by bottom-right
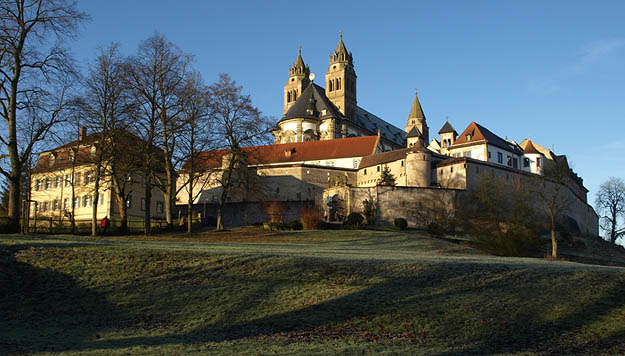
(324, 180), (599, 235)
(176, 200), (315, 227)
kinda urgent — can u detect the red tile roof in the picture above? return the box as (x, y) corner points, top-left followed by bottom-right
(452, 121), (522, 153)
(194, 136), (379, 169)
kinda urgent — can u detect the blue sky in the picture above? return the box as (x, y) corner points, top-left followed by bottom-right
(73, 0), (625, 209)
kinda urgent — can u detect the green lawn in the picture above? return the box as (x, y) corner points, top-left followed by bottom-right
(1, 230), (625, 355)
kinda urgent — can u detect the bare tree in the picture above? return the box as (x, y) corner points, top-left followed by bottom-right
(126, 33), (190, 232)
(0, 0), (88, 230)
(534, 158), (575, 258)
(176, 72), (216, 232)
(78, 43), (133, 236)
(595, 177), (625, 244)
(207, 74), (271, 230)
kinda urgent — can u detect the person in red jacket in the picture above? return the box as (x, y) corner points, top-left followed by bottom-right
(100, 216), (110, 235)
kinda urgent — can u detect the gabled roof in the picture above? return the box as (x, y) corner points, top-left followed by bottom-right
(194, 136), (379, 170)
(438, 120), (457, 135)
(408, 92), (425, 120)
(406, 126), (422, 138)
(282, 83), (343, 121)
(522, 140), (543, 155)
(452, 121), (522, 154)
(32, 129), (164, 174)
(520, 139), (556, 160)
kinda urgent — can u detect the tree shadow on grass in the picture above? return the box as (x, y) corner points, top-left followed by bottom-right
(3, 245), (624, 355)
(84, 261), (625, 355)
(0, 244), (124, 355)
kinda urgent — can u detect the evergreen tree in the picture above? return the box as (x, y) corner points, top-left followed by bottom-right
(379, 166), (396, 186)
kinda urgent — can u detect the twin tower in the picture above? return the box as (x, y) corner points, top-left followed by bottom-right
(281, 33), (429, 149)
(283, 32), (358, 122)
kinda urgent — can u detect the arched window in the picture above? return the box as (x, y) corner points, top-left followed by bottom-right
(329, 80), (333, 91)
(293, 91), (297, 101)
(287, 91), (291, 102)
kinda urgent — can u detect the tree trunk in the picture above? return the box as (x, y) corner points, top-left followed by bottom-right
(187, 200), (193, 233)
(187, 174), (194, 233)
(165, 168), (174, 230)
(144, 175), (152, 236)
(70, 158), (76, 234)
(610, 210), (618, 243)
(551, 214), (558, 258)
(7, 170), (21, 232)
(91, 163), (102, 237)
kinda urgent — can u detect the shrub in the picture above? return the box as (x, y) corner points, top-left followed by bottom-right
(362, 199), (376, 225)
(299, 206), (322, 230)
(394, 218), (408, 230)
(287, 220), (303, 231)
(427, 222), (445, 236)
(264, 201), (285, 223)
(474, 228), (540, 257)
(345, 212), (364, 226)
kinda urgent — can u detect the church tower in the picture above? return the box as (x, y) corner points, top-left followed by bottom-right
(325, 31), (357, 121)
(405, 89), (429, 144)
(284, 46), (310, 114)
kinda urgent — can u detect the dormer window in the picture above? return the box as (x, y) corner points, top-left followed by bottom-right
(466, 134), (472, 140)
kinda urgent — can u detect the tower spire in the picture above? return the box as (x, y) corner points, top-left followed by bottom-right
(405, 89), (429, 144)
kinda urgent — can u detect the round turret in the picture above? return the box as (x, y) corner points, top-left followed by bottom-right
(406, 143), (431, 187)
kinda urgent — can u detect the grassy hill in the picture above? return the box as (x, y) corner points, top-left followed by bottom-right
(1, 229), (625, 355)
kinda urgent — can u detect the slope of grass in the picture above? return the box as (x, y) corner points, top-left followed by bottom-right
(1, 230), (625, 355)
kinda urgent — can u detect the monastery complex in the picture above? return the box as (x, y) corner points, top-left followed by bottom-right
(29, 35), (599, 235)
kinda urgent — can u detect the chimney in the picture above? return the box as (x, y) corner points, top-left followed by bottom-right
(79, 126), (87, 141)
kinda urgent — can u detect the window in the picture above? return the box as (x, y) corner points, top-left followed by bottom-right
(506, 155), (512, 167)
(97, 193), (104, 206)
(377, 166), (380, 172)
(276, 187), (280, 194)
(85, 172), (92, 185)
(64, 198), (69, 210)
(35, 180), (41, 191)
(513, 158), (518, 169)
(34, 201), (40, 213)
(141, 198), (146, 211)
(364, 169), (367, 175)
(156, 201), (164, 214)
(75, 172), (81, 186)
(463, 151), (471, 158)
(488, 151), (491, 159)
(52, 199), (59, 211)
(65, 174), (71, 187)
(54, 176), (61, 188)
(466, 134), (472, 140)
(401, 160), (404, 167)
(83, 195), (92, 208)
(74, 197), (80, 209)
(497, 152), (503, 164)
(537, 157), (542, 167)
(44, 178), (51, 190)
(353, 159), (360, 169)
(42, 201), (49, 212)
(523, 158), (530, 168)
(326, 160), (335, 167)
(126, 196), (132, 208)
(450, 167), (454, 173)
